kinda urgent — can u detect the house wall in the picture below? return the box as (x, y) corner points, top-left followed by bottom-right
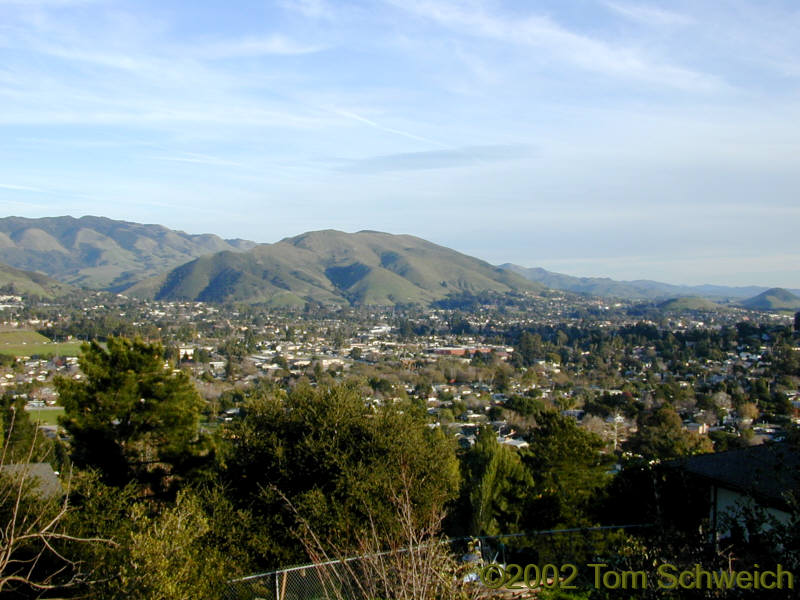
(714, 486), (791, 539)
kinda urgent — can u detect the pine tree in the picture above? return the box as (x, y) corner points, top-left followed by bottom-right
(56, 337), (208, 496)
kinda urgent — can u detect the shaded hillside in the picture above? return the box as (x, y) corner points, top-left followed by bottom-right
(0, 216), (256, 291)
(0, 262), (74, 298)
(501, 264), (796, 300)
(138, 230), (543, 306)
(740, 288), (800, 311)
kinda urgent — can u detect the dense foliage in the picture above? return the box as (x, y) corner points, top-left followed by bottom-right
(0, 287), (797, 599)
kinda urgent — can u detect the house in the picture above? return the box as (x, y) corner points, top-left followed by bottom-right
(0, 462), (62, 499)
(673, 442), (799, 542)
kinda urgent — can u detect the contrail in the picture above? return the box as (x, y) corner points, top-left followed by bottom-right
(332, 108), (450, 148)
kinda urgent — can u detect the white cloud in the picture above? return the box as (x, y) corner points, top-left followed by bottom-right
(279, 0), (337, 20)
(343, 144), (534, 172)
(147, 153), (247, 168)
(604, 2), (693, 27)
(0, 183), (44, 192)
(195, 35), (326, 59)
(0, 0), (98, 5)
(388, 0), (721, 91)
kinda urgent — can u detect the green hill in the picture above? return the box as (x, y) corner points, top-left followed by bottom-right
(0, 216), (256, 291)
(740, 288), (800, 311)
(137, 230), (543, 306)
(0, 262), (74, 298)
(657, 296), (723, 312)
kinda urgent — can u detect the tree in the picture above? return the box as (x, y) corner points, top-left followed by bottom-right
(738, 401), (759, 423)
(64, 474), (235, 600)
(0, 413), (112, 596)
(223, 381), (459, 568)
(458, 427), (532, 536)
(520, 410), (612, 527)
(625, 405), (712, 460)
(103, 491), (229, 600)
(56, 337), (208, 496)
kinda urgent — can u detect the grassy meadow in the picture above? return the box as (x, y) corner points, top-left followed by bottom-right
(0, 329), (83, 357)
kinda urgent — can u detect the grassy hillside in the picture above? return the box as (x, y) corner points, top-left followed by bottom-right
(657, 296), (723, 312)
(0, 263), (74, 298)
(740, 288), (800, 311)
(143, 230), (543, 306)
(0, 216), (257, 290)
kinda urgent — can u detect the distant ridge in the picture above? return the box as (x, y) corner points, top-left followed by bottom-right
(131, 229), (543, 306)
(501, 264), (800, 301)
(2, 216), (795, 305)
(0, 216), (257, 291)
(739, 288), (800, 311)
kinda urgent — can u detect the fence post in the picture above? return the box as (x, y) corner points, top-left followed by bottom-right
(280, 570), (288, 600)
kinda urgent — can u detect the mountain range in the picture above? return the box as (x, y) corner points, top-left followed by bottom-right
(0, 216), (255, 291)
(501, 264), (800, 301)
(128, 229), (542, 306)
(0, 216), (797, 310)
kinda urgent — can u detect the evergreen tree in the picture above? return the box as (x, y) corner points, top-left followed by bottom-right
(460, 427), (532, 536)
(56, 337), (209, 496)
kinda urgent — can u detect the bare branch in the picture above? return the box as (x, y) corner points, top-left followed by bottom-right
(0, 417), (116, 596)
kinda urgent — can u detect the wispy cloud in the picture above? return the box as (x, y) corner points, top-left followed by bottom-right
(0, 0), (98, 5)
(387, 0), (720, 91)
(147, 153), (247, 168)
(604, 2), (694, 27)
(2, 0), (799, 286)
(0, 183), (44, 192)
(279, 0), (337, 20)
(194, 35), (326, 59)
(343, 144), (535, 172)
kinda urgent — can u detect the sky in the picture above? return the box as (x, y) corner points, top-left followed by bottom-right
(1, 0), (799, 288)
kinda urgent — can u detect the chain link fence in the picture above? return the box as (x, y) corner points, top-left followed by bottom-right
(222, 556), (376, 600)
(221, 525), (652, 600)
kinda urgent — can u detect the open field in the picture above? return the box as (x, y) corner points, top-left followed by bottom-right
(0, 330), (50, 344)
(0, 330), (83, 357)
(24, 406), (65, 426)
(0, 342), (83, 357)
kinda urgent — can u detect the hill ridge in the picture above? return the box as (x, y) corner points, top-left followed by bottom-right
(740, 288), (800, 311)
(136, 229), (543, 306)
(502, 264), (800, 301)
(0, 216), (257, 291)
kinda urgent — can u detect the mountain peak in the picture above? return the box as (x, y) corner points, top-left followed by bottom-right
(146, 229), (542, 306)
(740, 288), (800, 311)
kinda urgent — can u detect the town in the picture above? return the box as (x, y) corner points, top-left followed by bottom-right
(3, 288), (798, 458)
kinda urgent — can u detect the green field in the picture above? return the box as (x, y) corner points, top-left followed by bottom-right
(25, 407), (65, 426)
(0, 330), (82, 357)
(0, 330), (50, 344)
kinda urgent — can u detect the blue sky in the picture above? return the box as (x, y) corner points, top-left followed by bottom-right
(1, 0), (799, 287)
